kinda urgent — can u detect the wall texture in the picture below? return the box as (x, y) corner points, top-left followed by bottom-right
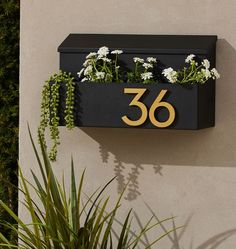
(20, 0), (236, 248)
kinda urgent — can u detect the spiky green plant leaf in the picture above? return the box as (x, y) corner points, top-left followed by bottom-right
(0, 129), (181, 248)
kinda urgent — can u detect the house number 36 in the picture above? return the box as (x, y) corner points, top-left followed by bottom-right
(121, 88), (175, 128)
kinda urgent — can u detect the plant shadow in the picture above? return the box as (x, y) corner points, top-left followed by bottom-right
(134, 204), (236, 249)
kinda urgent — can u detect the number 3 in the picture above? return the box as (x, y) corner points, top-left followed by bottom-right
(122, 88), (175, 128)
(121, 88), (148, 126)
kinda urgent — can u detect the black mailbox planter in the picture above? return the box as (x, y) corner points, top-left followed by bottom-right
(57, 81), (215, 130)
(56, 34), (217, 130)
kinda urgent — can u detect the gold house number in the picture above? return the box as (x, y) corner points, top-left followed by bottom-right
(121, 88), (175, 128)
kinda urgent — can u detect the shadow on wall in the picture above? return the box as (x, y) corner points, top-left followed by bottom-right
(80, 38), (236, 201)
(132, 206), (236, 249)
(116, 205), (236, 249)
(160, 215), (236, 249)
(166, 219), (236, 249)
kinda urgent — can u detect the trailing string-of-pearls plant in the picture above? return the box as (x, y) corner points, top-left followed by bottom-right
(38, 71), (75, 161)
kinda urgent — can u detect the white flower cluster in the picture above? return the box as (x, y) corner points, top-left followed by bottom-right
(77, 46), (124, 82)
(147, 57), (157, 63)
(77, 48), (220, 85)
(111, 50), (123, 55)
(133, 57), (157, 68)
(97, 46), (109, 58)
(211, 68), (220, 80)
(143, 63), (153, 69)
(132, 56), (157, 83)
(141, 72), (153, 81)
(202, 59), (210, 69)
(162, 68), (178, 83)
(162, 54), (220, 84)
(86, 52), (97, 59)
(133, 57), (144, 64)
(201, 59), (220, 80)
(185, 54), (195, 64)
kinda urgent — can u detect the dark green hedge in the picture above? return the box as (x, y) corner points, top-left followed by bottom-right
(0, 0), (19, 241)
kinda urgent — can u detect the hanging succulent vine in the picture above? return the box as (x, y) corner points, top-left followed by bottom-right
(38, 79), (50, 149)
(65, 75), (75, 130)
(38, 70), (75, 161)
(48, 81), (60, 161)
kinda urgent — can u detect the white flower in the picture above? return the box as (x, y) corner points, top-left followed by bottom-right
(111, 49), (123, 54)
(185, 54), (195, 63)
(211, 68), (220, 79)
(162, 67), (178, 83)
(201, 68), (211, 80)
(101, 57), (111, 63)
(96, 72), (105, 80)
(83, 59), (92, 67)
(84, 65), (93, 75)
(97, 46), (109, 58)
(141, 72), (153, 81)
(202, 59), (210, 69)
(147, 57), (157, 63)
(86, 52), (97, 59)
(133, 57), (144, 63)
(81, 77), (88, 82)
(77, 68), (84, 78)
(143, 63), (153, 69)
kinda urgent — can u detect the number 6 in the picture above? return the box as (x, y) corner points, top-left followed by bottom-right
(149, 89), (175, 128)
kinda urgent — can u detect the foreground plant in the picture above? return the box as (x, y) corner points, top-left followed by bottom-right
(0, 129), (181, 248)
(162, 54), (220, 84)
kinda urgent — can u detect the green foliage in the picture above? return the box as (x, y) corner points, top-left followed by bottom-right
(0, 0), (19, 242)
(38, 71), (75, 161)
(38, 80), (50, 149)
(65, 75), (75, 130)
(49, 81), (60, 161)
(0, 129), (181, 248)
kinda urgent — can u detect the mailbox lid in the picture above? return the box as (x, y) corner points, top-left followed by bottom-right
(58, 34), (217, 55)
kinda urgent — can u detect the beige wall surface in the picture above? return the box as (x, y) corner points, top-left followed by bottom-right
(20, 0), (236, 248)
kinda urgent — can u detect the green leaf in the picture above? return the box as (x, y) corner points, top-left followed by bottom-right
(117, 209), (132, 249)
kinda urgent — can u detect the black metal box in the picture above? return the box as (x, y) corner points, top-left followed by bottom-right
(57, 81), (214, 130)
(57, 34), (217, 130)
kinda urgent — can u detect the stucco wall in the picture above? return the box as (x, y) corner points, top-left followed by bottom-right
(20, 0), (236, 248)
